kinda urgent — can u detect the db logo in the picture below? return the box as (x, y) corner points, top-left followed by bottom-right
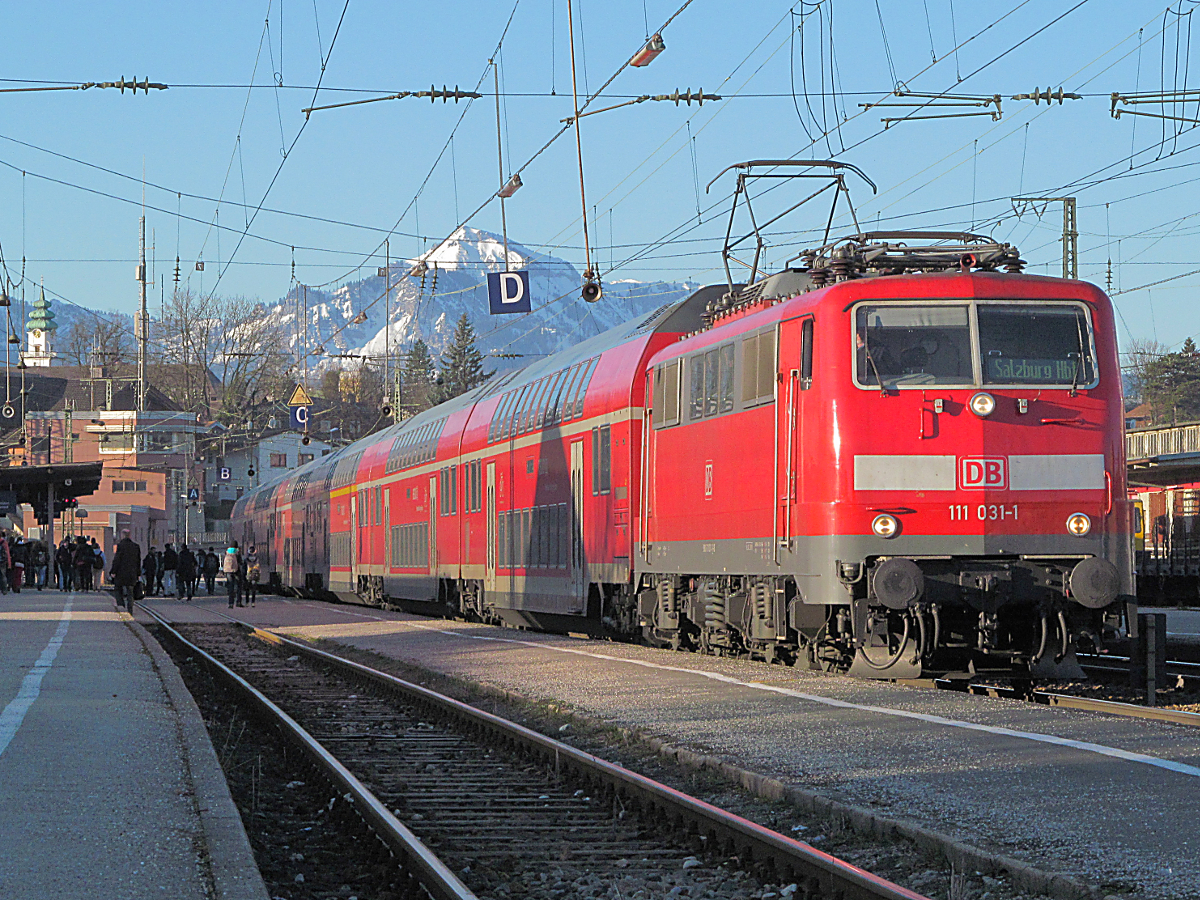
(960, 457), (1006, 489)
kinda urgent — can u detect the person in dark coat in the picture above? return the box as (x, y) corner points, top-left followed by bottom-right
(10, 538), (27, 592)
(56, 540), (73, 591)
(176, 545), (197, 602)
(153, 548), (165, 595)
(161, 543), (177, 595)
(73, 536), (92, 591)
(142, 547), (158, 596)
(110, 529), (142, 612)
(203, 548), (219, 595)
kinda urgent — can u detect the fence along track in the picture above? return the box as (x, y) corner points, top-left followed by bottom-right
(147, 611), (478, 900)
(207, 623), (926, 900)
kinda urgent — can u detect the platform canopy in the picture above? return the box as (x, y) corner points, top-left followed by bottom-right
(0, 461), (103, 506)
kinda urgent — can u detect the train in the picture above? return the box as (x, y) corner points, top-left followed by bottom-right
(231, 229), (1135, 679)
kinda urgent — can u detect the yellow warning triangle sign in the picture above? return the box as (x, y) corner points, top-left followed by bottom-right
(287, 383), (314, 406)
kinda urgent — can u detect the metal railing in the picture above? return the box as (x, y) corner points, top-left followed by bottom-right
(1127, 423), (1200, 462)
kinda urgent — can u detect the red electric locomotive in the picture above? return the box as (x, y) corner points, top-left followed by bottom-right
(232, 227), (1133, 680)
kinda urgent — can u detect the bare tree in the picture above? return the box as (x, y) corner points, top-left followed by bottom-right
(151, 290), (293, 424)
(1122, 337), (1171, 408)
(60, 313), (132, 367)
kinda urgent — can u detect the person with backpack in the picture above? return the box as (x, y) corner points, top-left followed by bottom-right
(243, 545), (260, 608)
(0, 533), (11, 594)
(222, 542), (244, 608)
(90, 538), (105, 588)
(28, 539), (48, 590)
(203, 548), (219, 595)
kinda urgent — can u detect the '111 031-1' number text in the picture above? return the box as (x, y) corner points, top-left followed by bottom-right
(948, 504), (1018, 521)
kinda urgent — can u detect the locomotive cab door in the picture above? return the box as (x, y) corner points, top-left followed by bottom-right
(775, 315), (814, 562)
(485, 462), (497, 593)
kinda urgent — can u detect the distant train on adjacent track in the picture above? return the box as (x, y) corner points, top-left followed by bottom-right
(232, 222), (1135, 679)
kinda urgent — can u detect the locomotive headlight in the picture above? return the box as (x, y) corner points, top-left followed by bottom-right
(969, 391), (996, 417)
(871, 514), (899, 538)
(1066, 512), (1091, 536)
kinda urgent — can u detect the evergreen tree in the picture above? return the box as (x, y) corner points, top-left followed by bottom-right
(1142, 337), (1200, 424)
(437, 314), (493, 401)
(401, 338), (437, 413)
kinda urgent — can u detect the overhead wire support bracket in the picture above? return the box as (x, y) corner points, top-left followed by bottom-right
(302, 85), (483, 118)
(0, 77), (167, 95)
(1111, 88), (1200, 126)
(559, 89), (721, 124)
(861, 90), (1002, 126)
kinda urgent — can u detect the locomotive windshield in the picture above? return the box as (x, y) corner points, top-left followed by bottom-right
(855, 305), (974, 386)
(977, 304), (1095, 386)
(855, 301), (1097, 388)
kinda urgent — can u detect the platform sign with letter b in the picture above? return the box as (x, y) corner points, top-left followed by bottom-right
(487, 270), (531, 314)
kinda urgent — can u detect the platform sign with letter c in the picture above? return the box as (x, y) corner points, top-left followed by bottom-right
(287, 383), (313, 432)
(487, 270), (531, 314)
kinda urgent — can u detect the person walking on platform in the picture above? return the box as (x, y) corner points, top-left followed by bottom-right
(177, 544), (196, 602)
(244, 545), (260, 607)
(222, 541), (243, 608)
(142, 548), (157, 597)
(56, 540), (73, 591)
(90, 538), (105, 589)
(29, 539), (48, 590)
(152, 547), (165, 595)
(189, 543), (203, 597)
(203, 548), (219, 595)
(0, 533), (11, 594)
(161, 543), (177, 596)
(74, 536), (93, 591)
(10, 537), (27, 593)
(110, 529), (141, 613)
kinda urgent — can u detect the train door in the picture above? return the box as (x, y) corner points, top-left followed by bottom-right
(485, 462), (497, 592)
(570, 439), (586, 607)
(350, 493), (359, 587)
(384, 489), (391, 572)
(428, 475), (438, 574)
(775, 316), (813, 560)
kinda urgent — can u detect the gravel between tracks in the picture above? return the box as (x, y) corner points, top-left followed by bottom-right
(289, 636), (1083, 900)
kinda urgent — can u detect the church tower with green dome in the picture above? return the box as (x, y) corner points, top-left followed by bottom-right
(24, 285), (56, 366)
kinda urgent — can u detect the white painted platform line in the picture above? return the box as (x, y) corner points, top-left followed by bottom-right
(0, 596), (74, 759)
(393, 620), (1200, 779)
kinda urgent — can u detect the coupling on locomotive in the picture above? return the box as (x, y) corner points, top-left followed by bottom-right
(230, 162), (1134, 681)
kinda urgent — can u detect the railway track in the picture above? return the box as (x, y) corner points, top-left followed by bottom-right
(147, 610), (926, 900)
(1076, 652), (1200, 689)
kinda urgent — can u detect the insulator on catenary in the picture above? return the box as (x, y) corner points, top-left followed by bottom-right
(650, 89), (721, 106)
(1012, 87), (1080, 104)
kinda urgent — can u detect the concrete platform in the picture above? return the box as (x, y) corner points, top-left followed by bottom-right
(0, 589), (268, 900)
(145, 593), (1200, 900)
(1142, 605), (1200, 641)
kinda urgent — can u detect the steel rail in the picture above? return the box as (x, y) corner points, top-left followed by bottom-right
(243, 625), (928, 900)
(142, 607), (479, 900)
(913, 675), (1200, 728)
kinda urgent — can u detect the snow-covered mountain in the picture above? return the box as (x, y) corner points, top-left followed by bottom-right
(270, 227), (698, 369)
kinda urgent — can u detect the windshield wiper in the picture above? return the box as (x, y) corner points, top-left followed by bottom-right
(1069, 312), (1088, 396)
(862, 338), (888, 396)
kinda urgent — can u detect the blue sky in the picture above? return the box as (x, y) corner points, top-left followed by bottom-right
(0, 0), (1196, 352)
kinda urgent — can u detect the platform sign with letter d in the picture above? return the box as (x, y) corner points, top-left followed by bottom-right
(487, 270), (531, 314)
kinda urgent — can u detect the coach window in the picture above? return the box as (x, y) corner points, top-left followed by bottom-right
(800, 318), (814, 390)
(704, 348), (720, 416)
(741, 331), (777, 406)
(573, 358), (599, 417)
(652, 359), (681, 428)
(503, 387), (523, 439)
(592, 425), (611, 495)
(689, 355), (705, 420)
(719, 344), (735, 411)
(450, 465), (458, 515)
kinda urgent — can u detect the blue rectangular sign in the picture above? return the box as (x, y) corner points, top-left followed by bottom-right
(289, 405), (310, 430)
(487, 269), (532, 314)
